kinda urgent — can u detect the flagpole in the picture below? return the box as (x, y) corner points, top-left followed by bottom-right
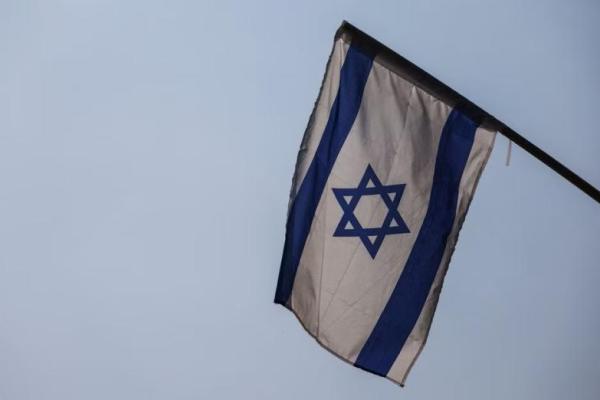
(493, 121), (600, 204)
(337, 21), (600, 205)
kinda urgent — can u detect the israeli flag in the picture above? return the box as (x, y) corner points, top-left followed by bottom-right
(275, 24), (495, 386)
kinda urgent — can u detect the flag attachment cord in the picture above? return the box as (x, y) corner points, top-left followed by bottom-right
(506, 140), (512, 167)
(336, 21), (600, 204)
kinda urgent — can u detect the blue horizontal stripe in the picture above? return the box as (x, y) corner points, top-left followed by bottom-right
(274, 46), (373, 305)
(354, 109), (478, 376)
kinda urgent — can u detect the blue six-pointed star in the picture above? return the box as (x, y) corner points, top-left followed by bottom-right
(332, 165), (410, 259)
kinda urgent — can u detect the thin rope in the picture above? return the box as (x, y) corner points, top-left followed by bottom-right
(505, 139), (512, 166)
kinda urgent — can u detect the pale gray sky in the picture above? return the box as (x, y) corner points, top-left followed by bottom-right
(1, 1), (599, 399)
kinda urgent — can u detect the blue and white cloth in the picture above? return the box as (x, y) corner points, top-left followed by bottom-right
(275, 36), (495, 386)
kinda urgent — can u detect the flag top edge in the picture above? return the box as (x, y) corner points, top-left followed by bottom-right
(335, 21), (499, 131)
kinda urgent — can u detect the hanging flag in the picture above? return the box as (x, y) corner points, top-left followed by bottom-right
(274, 22), (496, 386)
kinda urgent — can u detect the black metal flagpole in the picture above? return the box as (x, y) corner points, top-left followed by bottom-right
(336, 21), (600, 204)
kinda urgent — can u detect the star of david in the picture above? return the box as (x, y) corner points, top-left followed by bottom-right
(332, 165), (410, 259)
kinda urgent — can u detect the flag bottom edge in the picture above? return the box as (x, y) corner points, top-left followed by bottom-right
(274, 301), (409, 387)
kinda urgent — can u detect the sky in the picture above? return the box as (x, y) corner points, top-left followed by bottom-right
(1, 1), (599, 399)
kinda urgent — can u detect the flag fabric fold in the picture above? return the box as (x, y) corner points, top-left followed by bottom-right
(275, 24), (496, 386)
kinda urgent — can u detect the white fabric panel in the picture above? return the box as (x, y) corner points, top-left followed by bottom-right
(290, 59), (452, 358)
